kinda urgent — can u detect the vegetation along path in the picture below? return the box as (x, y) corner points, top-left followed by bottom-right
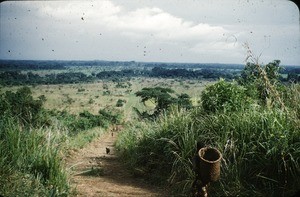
(66, 126), (166, 197)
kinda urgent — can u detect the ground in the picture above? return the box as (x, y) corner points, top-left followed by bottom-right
(66, 127), (167, 197)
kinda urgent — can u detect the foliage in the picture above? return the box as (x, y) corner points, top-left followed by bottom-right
(176, 93), (193, 110)
(88, 98), (95, 104)
(281, 83), (300, 118)
(240, 47), (286, 108)
(49, 108), (122, 135)
(135, 87), (192, 119)
(0, 86), (46, 126)
(1, 59), (299, 85)
(201, 79), (250, 113)
(135, 87), (175, 118)
(150, 67), (237, 79)
(98, 108), (123, 125)
(116, 99), (126, 107)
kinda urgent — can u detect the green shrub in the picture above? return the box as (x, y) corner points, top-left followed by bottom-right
(116, 99), (126, 107)
(99, 108), (123, 125)
(77, 88), (85, 92)
(49, 109), (120, 135)
(0, 86), (45, 126)
(88, 98), (95, 104)
(201, 79), (251, 113)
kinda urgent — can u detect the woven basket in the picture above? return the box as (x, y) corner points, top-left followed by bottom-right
(198, 147), (222, 185)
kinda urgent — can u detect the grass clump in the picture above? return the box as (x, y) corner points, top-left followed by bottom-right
(0, 116), (69, 196)
(197, 108), (300, 196)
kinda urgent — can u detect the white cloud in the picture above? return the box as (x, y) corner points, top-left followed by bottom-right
(102, 6), (229, 42)
(25, 0), (240, 61)
(36, 1), (121, 19)
(33, 1), (231, 43)
(190, 40), (241, 55)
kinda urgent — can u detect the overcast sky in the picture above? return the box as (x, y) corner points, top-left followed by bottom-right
(0, 0), (299, 65)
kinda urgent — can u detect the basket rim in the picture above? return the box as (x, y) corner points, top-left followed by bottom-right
(198, 147), (222, 164)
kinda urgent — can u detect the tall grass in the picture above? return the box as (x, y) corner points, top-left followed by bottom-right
(0, 116), (70, 196)
(116, 85), (300, 196)
(196, 108), (300, 196)
(0, 85), (123, 196)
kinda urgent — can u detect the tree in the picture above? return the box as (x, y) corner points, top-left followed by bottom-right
(1, 86), (45, 126)
(135, 87), (175, 117)
(264, 60), (281, 82)
(287, 72), (299, 82)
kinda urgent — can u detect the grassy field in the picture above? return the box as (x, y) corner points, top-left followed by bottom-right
(1, 77), (215, 120)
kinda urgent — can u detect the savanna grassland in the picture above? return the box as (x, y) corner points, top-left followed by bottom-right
(35, 78), (212, 117)
(1, 77), (212, 118)
(1, 59), (299, 196)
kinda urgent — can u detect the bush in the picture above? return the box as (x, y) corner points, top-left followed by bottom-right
(98, 108), (123, 125)
(0, 86), (45, 126)
(51, 109), (117, 135)
(116, 99), (126, 107)
(88, 98), (95, 104)
(201, 79), (251, 113)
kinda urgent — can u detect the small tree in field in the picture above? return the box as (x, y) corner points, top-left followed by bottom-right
(136, 87), (174, 111)
(135, 87), (175, 117)
(135, 87), (193, 119)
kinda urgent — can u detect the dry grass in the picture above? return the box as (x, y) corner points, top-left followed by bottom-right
(0, 78), (215, 120)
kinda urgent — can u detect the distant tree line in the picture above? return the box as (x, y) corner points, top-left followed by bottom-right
(149, 67), (238, 79)
(0, 60), (299, 85)
(0, 60), (245, 70)
(0, 67), (237, 85)
(0, 60), (66, 70)
(0, 71), (94, 85)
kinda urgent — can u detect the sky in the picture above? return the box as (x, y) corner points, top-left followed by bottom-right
(0, 0), (299, 65)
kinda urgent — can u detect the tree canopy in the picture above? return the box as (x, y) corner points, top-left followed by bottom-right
(135, 87), (192, 119)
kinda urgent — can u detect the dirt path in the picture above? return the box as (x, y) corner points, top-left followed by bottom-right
(66, 128), (166, 197)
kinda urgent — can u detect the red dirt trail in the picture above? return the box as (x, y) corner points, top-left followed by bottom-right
(66, 128), (167, 197)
